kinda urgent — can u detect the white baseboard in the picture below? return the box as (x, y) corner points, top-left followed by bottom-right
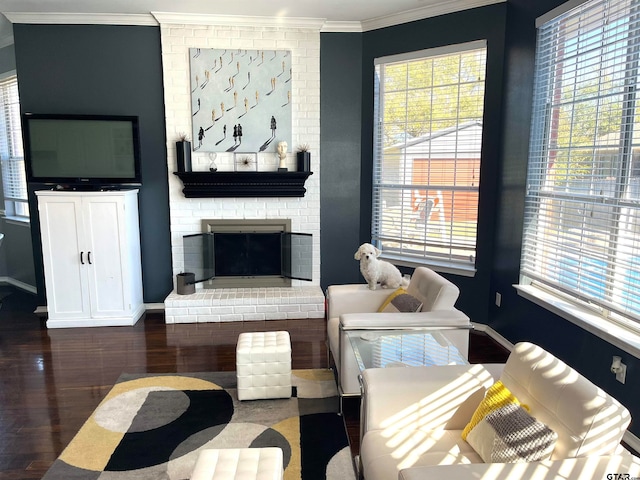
(36, 302), (166, 315)
(145, 302), (165, 311)
(624, 431), (640, 455)
(0, 276), (37, 294)
(472, 322), (514, 352)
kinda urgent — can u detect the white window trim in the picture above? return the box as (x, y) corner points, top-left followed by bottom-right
(374, 40), (487, 65)
(515, 284), (640, 360)
(2, 214), (29, 225)
(0, 70), (15, 82)
(372, 41), (487, 272)
(0, 71), (29, 224)
(379, 251), (477, 277)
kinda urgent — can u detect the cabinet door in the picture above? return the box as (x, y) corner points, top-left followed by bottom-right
(38, 196), (90, 318)
(82, 196), (129, 317)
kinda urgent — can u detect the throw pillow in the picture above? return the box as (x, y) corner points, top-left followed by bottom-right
(377, 287), (423, 313)
(466, 403), (558, 462)
(461, 380), (523, 440)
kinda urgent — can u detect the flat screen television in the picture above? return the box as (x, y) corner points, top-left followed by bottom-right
(22, 113), (142, 187)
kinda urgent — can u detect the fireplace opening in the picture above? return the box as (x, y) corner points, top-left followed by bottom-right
(215, 233), (282, 277)
(182, 219), (312, 288)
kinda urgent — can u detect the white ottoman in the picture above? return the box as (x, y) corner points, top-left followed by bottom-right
(191, 447), (284, 480)
(236, 331), (291, 401)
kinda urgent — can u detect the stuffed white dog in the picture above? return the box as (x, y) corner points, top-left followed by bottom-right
(354, 243), (408, 290)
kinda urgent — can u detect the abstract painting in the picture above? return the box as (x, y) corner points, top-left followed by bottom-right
(189, 48), (292, 153)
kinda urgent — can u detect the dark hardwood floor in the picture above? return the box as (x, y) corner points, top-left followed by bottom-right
(0, 286), (510, 479)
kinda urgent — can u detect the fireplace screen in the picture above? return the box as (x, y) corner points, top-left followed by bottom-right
(215, 233), (282, 277)
(183, 230), (312, 288)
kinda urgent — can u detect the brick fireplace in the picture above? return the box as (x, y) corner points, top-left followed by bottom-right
(159, 19), (323, 323)
(190, 218), (312, 289)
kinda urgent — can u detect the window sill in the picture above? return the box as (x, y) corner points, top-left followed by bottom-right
(378, 252), (476, 278)
(2, 215), (30, 226)
(514, 284), (640, 359)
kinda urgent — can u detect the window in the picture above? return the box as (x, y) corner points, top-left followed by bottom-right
(521, 0), (640, 332)
(0, 74), (28, 221)
(372, 41), (487, 274)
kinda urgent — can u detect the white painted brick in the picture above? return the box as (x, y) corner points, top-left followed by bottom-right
(188, 307), (212, 315)
(174, 315), (194, 324)
(211, 306), (235, 315)
(278, 305), (301, 313)
(233, 306), (257, 314)
(166, 307), (189, 315)
(300, 304), (320, 312)
(160, 22), (321, 322)
(259, 305), (280, 313)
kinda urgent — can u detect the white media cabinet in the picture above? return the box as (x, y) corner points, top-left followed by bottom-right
(36, 189), (145, 328)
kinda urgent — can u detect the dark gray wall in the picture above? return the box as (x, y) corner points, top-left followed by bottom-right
(320, 33), (363, 289)
(319, 1), (640, 438)
(13, 24), (173, 304)
(487, 0), (640, 438)
(0, 41), (36, 289)
(357, 5), (508, 325)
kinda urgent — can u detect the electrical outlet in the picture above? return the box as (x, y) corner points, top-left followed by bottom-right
(495, 292), (502, 307)
(616, 363), (627, 384)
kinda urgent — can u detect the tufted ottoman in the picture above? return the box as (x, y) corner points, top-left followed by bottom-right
(236, 331), (292, 401)
(190, 447), (284, 480)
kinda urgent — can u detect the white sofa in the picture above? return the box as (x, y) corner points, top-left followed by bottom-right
(326, 267), (471, 396)
(359, 341), (640, 480)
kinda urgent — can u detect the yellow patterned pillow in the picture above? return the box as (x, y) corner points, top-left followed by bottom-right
(377, 287), (423, 313)
(462, 380), (526, 440)
(466, 403), (557, 462)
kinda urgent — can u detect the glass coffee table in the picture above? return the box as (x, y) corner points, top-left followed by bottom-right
(345, 328), (469, 372)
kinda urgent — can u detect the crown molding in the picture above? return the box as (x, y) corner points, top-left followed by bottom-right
(3, 12), (158, 26)
(321, 21), (363, 33)
(3, 0), (506, 34)
(151, 12), (326, 30)
(361, 0), (505, 31)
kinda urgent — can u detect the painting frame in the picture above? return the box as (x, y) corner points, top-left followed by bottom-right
(189, 48), (292, 154)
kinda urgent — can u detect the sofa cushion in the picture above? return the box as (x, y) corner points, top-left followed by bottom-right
(466, 403), (557, 462)
(361, 428), (483, 480)
(378, 287), (423, 313)
(462, 380), (524, 440)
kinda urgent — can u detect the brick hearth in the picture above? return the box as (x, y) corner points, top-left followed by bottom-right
(164, 286), (325, 323)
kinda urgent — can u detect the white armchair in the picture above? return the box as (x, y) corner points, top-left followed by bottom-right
(359, 342), (639, 480)
(326, 267), (471, 396)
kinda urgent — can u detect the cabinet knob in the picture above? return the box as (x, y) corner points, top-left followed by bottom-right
(88, 252), (92, 265)
(80, 252), (84, 265)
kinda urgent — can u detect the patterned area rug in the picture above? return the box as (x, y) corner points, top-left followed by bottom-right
(42, 369), (355, 480)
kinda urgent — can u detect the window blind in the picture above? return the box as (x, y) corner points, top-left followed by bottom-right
(372, 42), (487, 268)
(0, 75), (28, 219)
(522, 0), (640, 327)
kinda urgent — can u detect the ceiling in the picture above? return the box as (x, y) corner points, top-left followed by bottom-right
(0, 0), (504, 46)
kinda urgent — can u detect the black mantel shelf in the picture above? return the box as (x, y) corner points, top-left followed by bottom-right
(173, 171), (313, 198)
